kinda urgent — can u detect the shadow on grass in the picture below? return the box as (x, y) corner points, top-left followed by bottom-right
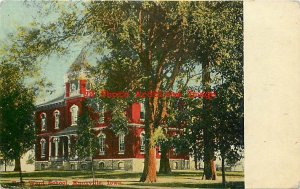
(158, 171), (244, 177)
(0, 170), (243, 178)
(132, 181), (245, 189)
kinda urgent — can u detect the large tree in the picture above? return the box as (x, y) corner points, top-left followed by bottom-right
(191, 1), (243, 180)
(86, 2), (196, 182)
(0, 64), (36, 183)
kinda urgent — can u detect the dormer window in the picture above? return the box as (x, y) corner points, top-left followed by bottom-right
(40, 138), (46, 158)
(53, 110), (60, 129)
(70, 105), (79, 126)
(40, 113), (47, 131)
(140, 103), (145, 121)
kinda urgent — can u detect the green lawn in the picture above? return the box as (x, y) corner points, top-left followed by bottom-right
(0, 170), (244, 189)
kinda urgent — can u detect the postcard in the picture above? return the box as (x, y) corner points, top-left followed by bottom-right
(0, 1), (299, 189)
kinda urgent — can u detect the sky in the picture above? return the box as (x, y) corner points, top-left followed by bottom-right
(0, 1), (91, 104)
(0, 1), (203, 104)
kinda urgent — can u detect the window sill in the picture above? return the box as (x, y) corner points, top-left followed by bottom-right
(99, 152), (105, 155)
(118, 152), (124, 155)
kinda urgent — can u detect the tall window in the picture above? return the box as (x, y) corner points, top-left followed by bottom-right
(99, 133), (106, 155)
(140, 103), (145, 121)
(70, 80), (79, 96)
(40, 138), (46, 158)
(40, 113), (46, 131)
(54, 110), (60, 129)
(70, 105), (79, 126)
(118, 133), (125, 154)
(140, 132), (145, 154)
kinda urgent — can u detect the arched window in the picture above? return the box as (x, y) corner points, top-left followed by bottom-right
(118, 133), (125, 154)
(70, 80), (79, 96)
(53, 110), (60, 129)
(118, 161), (124, 170)
(140, 103), (145, 121)
(99, 162), (105, 169)
(70, 105), (79, 126)
(81, 163), (87, 170)
(140, 131), (145, 154)
(173, 161), (179, 169)
(40, 113), (47, 131)
(98, 133), (106, 155)
(40, 138), (46, 158)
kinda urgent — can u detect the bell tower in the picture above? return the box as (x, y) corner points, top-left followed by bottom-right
(64, 50), (92, 98)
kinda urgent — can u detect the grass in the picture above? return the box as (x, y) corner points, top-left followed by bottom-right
(0, 170), (244, 189)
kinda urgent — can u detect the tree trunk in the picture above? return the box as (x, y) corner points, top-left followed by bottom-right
(19, 166), (23, 184)
(221, 156), (226, 188)
(203, 135), (216, 180)
(140, 144), (157, 182)
(194, 152), (198, 170)
(159, 143), (171, 174)
(202, 57), (216, 180)
(211, 159), (217, 180)
(14, 158), (21, 171)
(140, 107), (156, 183)
(91, 156), (95, 184)
(203, 160), (212, 180)
(4, 159), (7, 172)
(140, 97), (157, 183)
(14, 157), (23, 183)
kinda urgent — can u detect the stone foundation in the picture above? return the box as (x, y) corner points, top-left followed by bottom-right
(35, 161), (49, 170)
(35, 158), (189, 171)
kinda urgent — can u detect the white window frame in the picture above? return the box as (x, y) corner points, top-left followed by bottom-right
(40, 113), (47, 131)
(70, 104), (79, 126)
(140, 131), (145, 154)
(118, 133), (125, 154)
(70, 80), (80, 96)
(98, 133), (106, 155)
(53, 110), (60, 129)
(40, 138), (46, 158)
